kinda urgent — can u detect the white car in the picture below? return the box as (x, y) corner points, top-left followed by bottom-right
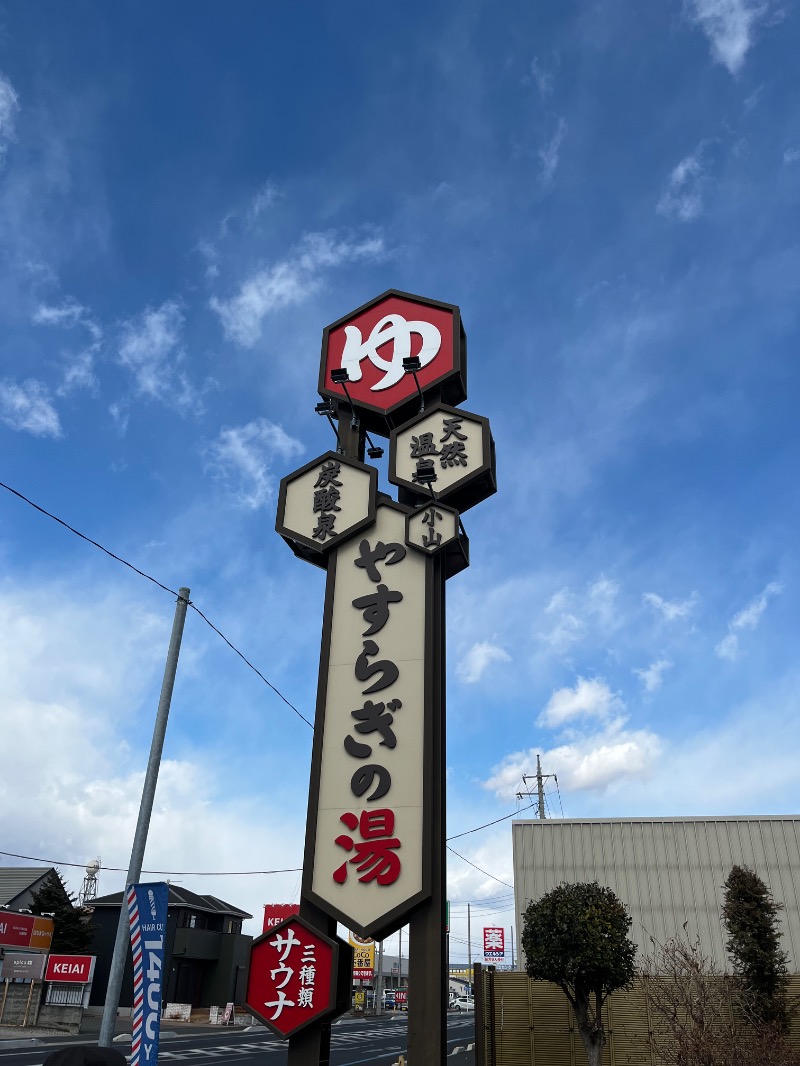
(451, 995), (475, 1012)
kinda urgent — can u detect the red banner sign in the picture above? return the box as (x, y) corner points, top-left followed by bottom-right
(262, 903), (300, 933)
(45, 955), (95, 983)
(483, 927), (505, 961)
(0, 912), (54, 951)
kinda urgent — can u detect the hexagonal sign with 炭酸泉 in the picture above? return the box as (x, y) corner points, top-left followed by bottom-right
(276, 451), (378, 560)
(389, 402), (496, 512)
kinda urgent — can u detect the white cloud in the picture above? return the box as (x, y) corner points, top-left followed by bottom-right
(657, 149), (708, 221)
(715, 632), (739, 660)
(247, 181), (280, 224)
(538, 576), (619, 652)
(0, 378), (62, 438)
(715, 581), (782, 660)
(685, 0), (773, 75)
(634, 657), (672, 692)
(524, 57), (554, 96)
(538, 118), (567, 188)
(783, 147), (800, 165)
(0, 70), (19, 163)
(643, 590), (698, 621)
(57, 348), (97, 397)
(205, 418), (304, 510)
(457, 641), (511, 684)
(117, 300), (199, 410)
(484, 717), (662, 798)
(210, 231), (385, 348)
(34, 299), (87, 330)
(538, 676), (623, 727)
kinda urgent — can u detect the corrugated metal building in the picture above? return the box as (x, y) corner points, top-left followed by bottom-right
(512, 816), (800, 971)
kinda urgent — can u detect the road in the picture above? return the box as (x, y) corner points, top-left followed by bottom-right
(0, 1013), (476, 1066)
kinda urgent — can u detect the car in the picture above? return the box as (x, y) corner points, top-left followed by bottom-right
(451, 995), (475, 1012)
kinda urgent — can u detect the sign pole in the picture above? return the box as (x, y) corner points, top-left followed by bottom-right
(407, 552), (447, 1064)
(287, 412), (362, 1066)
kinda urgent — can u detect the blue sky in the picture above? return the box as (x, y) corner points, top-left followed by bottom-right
(1, 0), (799, 967)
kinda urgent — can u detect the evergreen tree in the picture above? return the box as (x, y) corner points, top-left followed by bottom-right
(722, 864), (789, 1031)
(522, 881), (636, 1066)
(29, 870), (94, 954)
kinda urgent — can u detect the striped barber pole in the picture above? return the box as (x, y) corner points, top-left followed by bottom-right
(127, 884), (145, 1066)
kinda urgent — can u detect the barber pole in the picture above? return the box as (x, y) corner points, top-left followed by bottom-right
(127, 885), (145, 1066)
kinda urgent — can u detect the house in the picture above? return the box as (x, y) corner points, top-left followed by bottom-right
(0, 866), (72, 912)
(89, 886), (253, 1009)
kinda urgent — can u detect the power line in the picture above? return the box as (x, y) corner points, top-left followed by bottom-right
(447, 799), (536, 841)
(0, 479), (312, 729)
(0, 849), (301, 877)
(447, 846), (514, 889)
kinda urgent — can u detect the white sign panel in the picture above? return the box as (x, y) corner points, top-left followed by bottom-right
(305, 500), (431, 937)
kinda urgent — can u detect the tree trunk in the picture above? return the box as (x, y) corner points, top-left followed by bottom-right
(573, 993), (606, 1066)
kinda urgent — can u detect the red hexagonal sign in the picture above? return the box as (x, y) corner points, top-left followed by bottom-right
(318, 289), (467, 437)
(245, 916), (338, 1038)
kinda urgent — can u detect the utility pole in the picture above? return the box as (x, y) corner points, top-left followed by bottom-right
(375, 940), (384, 1015)
(511, 926), (515, 969)
(98, 588), (191, 1048)
(517, 754), (557, 819)
(467, 904), (472, 989)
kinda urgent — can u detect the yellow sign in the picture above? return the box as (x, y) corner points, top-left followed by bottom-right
(354, 990), (365, 1006)
(349, 931), (375, 976)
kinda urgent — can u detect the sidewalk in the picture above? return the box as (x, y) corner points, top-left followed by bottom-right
(0, 1014), (236, 1050)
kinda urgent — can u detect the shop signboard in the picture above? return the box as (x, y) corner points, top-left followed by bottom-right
(44, 954), (96, 983)
(246, 916), (338, 1038)
(348, 933), (375, 980)
(1, 952), (48, 980)
(263, 904), (301, 933)
(483, 927), (505, 963)
(0, 912), (54, 951)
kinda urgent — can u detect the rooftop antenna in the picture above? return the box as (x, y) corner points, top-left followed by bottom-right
(79, 858), (101, 907)
(517, 755), (557, 819)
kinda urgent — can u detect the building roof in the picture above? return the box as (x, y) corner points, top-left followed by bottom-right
(91, 885), (252, 920)
(513, 815), (800, 972)
(0, 866), (58, 907)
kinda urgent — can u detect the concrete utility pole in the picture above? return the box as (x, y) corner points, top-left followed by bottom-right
(537, 754), (546, 820)
(467, 904), (472, 985)
(98, 588), (191, 1048)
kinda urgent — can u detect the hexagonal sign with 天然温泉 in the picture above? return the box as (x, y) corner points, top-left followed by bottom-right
(245, 915), (340, 1038)
(389, 402), (496, 513)
(318, 289), (467, 438)
(275, 451), (378, 568)
(405, 501), (469, 579)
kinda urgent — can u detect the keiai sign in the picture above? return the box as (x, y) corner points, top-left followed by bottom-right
(268, 289), (496, 1066)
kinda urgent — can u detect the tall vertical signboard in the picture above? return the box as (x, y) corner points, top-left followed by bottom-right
(127, 882), (168, 1066)
(253, 289), (496, 1066)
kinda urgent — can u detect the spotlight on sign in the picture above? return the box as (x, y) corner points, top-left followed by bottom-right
(389, 401), (496, 513)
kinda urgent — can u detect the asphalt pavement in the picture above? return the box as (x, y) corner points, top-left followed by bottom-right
(0, 1012), (476, 1066)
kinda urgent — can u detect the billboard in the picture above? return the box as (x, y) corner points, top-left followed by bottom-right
(0, 912), (54, 951)
(45, 955), (96, 983)
(1, 952), (48, 980)
(263, 904), (300, 933)
(483, 927), (505, 963)
(348, 932), (375, 980)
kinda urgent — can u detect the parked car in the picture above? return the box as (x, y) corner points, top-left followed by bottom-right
(451, 995), (475, 1012)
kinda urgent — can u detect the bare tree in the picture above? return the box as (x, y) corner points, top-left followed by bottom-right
(640, 929), (800, 1066)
